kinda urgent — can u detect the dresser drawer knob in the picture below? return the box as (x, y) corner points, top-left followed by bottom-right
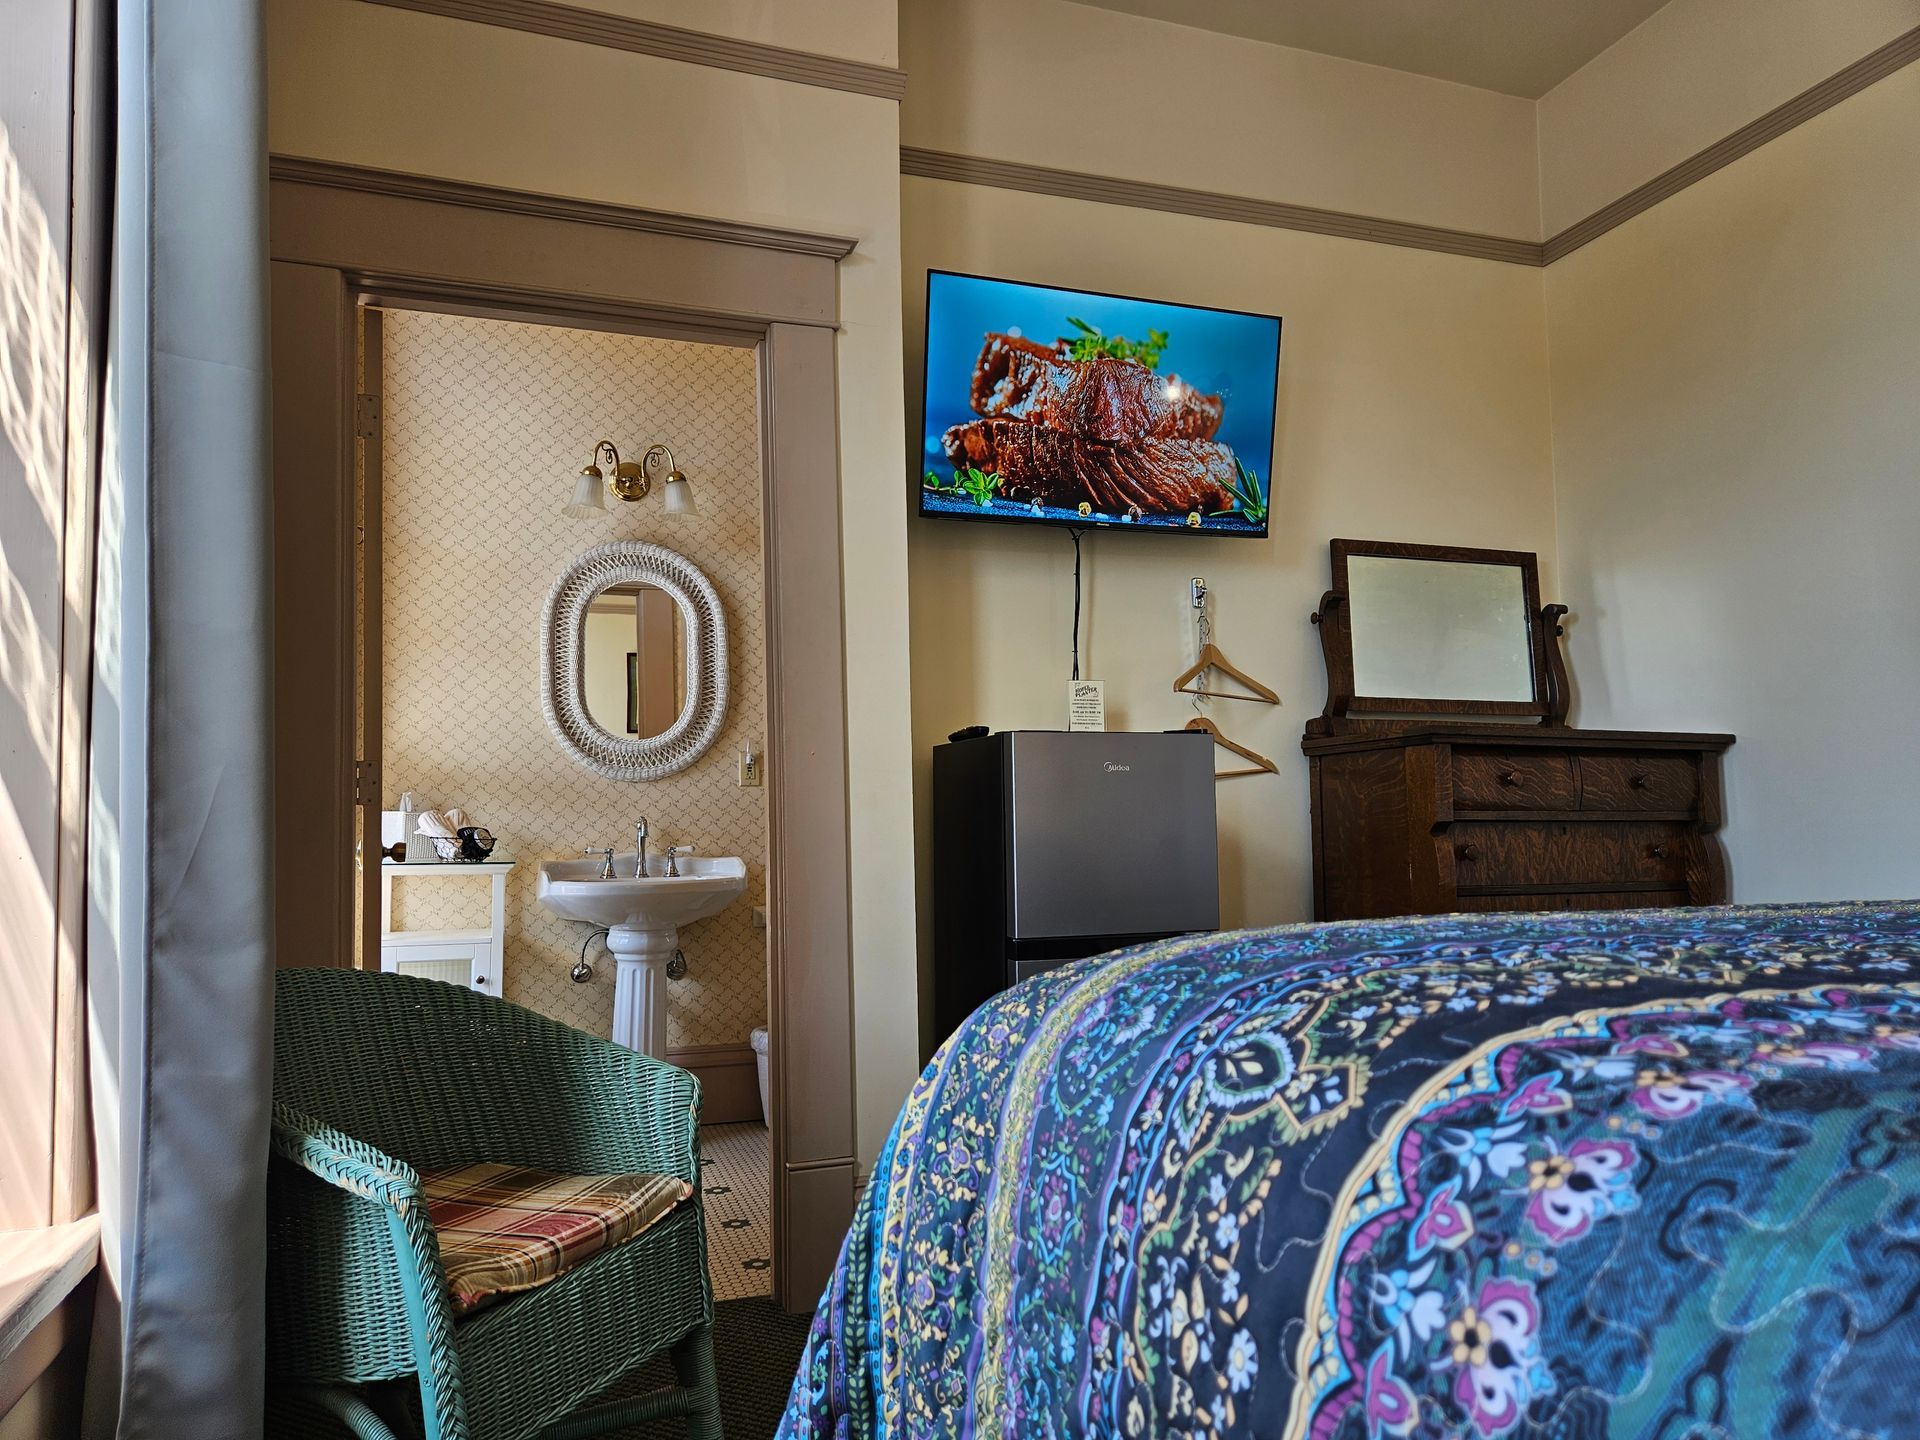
(1500, 770), (1521, 787)
(1457, 842), (1481, 861)
(1647, 844), (1669, 860)
(1630, 772), (1651, 789)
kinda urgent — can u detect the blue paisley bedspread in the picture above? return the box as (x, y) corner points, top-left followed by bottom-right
(776, 902), (1920, 1440)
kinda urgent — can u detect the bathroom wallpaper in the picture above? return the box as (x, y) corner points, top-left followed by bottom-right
(379, 308), (768, 1049)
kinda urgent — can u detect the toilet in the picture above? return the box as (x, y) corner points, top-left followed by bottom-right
(750, 1026), (770, 1124)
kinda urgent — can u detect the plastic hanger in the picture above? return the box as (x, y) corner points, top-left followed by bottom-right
(1184, 716), (1278, 779)
(1173, 577), (1280, 704)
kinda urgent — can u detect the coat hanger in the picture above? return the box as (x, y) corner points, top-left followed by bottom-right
(1173, 644), (1281, 704)
(1172, 578), (1280, 704)
(1184, 715), (1278, 779)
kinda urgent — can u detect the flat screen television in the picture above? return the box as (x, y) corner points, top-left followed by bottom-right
(918, 270), (1282, 538)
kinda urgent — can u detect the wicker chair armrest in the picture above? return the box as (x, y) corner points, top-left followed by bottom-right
(269, 1101), (470, 1438)
(271, 1101), (426, 1214)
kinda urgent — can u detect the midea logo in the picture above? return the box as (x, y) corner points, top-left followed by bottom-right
(1104, 762), (1132, 772)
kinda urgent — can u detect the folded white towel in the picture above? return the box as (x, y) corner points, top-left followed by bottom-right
(413, 807), (466, 838)
(414, 807), (468, 859)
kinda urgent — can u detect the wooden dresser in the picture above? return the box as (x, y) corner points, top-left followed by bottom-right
(1304, 726), (1733, 920)
(1303, 538), (1734, 921)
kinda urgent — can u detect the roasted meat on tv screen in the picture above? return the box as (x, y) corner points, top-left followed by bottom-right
(918, 271), (1281, 537)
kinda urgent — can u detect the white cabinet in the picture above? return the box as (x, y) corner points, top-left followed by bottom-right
(379, 858), (513, 996)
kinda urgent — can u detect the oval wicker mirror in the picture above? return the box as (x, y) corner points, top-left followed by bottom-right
(540, 541), (729, 780)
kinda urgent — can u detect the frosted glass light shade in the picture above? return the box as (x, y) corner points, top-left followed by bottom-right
(563, 469), (607, 517)
(661, 475), (698, 515)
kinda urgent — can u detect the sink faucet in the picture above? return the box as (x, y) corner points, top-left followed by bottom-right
(633, 817), (650, 878)
(583, 846), (615, 880)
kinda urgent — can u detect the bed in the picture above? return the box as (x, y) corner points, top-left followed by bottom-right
(777, 903), (1920, 1439)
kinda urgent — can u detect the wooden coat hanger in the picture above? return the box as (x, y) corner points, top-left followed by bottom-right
(1173, 643), (1281, 704)
(1172, 577), (1280, 704)
(1184, 716), (1278, 779)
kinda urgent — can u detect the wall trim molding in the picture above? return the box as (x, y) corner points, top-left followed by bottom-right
(359, 0), (907, 101)
(343, 6), (1916, 265)
(900, 146), (1545, 266)
(666, 1042), (763, 1126)
(905, 23), (1920, 268)
(1541, 22), (1920, 263)
(269, 155), (859, 260)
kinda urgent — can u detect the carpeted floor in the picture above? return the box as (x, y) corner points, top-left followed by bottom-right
(274, 1297), (814, 1439)
(603, 1297), (813, 1440)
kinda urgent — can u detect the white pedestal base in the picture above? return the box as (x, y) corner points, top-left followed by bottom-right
(608, 923), (677, 1057)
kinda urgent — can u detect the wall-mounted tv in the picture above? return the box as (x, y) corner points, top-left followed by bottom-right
(918, 270), (1281, 538)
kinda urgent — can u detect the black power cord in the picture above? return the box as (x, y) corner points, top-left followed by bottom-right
(1066, 526), (1087, 681)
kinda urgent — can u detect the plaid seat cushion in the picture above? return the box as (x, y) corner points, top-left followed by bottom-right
(421, 1162), (692, 1316)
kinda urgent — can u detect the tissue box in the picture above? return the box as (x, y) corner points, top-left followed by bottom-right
(383, 809), (438, 862)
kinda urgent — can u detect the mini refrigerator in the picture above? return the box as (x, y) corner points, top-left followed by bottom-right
(929, 729), (1219, 1053)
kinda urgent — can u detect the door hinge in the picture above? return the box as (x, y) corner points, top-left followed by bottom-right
(355, 392), (381, 439)
(354, 758), (380, 807)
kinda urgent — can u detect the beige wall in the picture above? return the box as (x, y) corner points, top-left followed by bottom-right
(269, 0), (920, 1165)
(901, 0), (1542, 239)
(904, 178), (1558, 1029)
(1536, 0), (1920, 235)
(899, 0), (1558, 1041)
(1545, 62), (1920, 899)
(380, 309), (770, 1049)
(273, 0), (1920, 1159)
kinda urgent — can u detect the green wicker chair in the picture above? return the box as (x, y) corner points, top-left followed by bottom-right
(268, 967), (724, 1440)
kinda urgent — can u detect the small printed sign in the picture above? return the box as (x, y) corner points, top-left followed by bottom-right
(1067, 679), (1106, 732)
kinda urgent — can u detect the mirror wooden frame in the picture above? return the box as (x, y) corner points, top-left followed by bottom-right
(1308, 538), (1569, 735)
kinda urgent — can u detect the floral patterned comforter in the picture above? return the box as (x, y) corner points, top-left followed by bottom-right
(777, 903), (1920, 1440)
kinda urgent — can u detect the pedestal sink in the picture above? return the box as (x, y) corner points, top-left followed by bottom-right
(536, 854), (746, 1057)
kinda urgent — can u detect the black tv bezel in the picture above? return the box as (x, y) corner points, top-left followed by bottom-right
(914, 268), (1283, 540)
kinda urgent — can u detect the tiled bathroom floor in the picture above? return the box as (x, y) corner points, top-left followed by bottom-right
(700, 1122), (771, 1301)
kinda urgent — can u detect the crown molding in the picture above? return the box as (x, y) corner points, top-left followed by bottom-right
(269, 154), (859, 260)
(339, 5), (1917, 266)
(905, 23), (1920, 268)
(358, 0), (907, 101)
(900, 147), (1545, 266)
(1542, 22), (1920, 263)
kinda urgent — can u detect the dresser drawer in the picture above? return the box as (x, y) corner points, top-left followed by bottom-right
(1578, 753), (1698, 812)
(1450, 820), (1687, 890)
(1451, 749), (1577, 811)
(1462, 889), (1691, 914)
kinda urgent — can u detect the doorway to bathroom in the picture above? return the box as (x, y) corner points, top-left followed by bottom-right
(356, 304), (778, 1297)
(268, 159), (861, 1311)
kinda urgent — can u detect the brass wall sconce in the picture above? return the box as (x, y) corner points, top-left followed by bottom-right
(564, 439), (699, 518)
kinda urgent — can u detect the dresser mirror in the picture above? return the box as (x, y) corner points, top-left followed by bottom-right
(1310, 539), (1566, 734)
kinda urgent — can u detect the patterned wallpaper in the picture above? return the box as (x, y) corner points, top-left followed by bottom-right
(380, 308), (768, 1048)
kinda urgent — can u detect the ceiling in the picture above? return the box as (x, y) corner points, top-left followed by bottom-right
(1064, 0), (1674, 98)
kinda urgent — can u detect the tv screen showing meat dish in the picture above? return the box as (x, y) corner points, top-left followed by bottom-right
(918, 270), (1281, 537)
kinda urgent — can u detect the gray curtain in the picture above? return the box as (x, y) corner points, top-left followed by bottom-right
(87, 1), (275, 1436)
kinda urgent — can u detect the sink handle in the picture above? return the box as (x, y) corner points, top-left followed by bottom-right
(583, 846), (615, 879)
(663, 843), (697, 877)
